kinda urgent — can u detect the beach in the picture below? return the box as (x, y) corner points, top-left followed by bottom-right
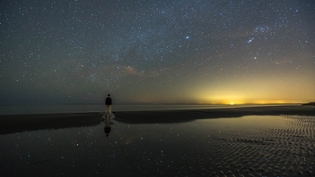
(0, 105), (314, 176)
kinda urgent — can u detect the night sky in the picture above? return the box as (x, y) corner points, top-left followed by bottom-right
(1, 0), (315, 105)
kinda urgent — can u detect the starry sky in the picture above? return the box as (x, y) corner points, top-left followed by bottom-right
(1, 0), (315, 105)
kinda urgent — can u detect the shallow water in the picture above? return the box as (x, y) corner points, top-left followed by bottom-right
(1, 115), (314, 176)
(0, 104), (289, 115)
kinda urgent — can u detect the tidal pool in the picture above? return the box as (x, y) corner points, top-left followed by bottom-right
(1, 115), (314, 176)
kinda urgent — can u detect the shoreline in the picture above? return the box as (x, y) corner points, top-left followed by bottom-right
(2, 105), (314, 176)
(0, 105), (314, 135)
(0, 103), (304, 115)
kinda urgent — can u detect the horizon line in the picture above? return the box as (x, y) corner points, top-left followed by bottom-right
(0, 102), (308, 106)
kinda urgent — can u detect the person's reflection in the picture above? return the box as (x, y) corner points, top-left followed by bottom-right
(104, 113), (111, 137)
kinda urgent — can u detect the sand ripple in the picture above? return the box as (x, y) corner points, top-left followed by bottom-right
(189, 116), (315, 176)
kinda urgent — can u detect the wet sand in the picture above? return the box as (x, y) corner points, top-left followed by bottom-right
(0, 105), (314, 134)
(0, 105), (314, 176)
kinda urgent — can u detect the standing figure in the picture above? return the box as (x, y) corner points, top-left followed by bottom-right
(105, 94), (112, 115)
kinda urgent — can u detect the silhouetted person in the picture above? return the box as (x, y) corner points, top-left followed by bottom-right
(104, 114), (111, 137)
(105, 94), (112, 115)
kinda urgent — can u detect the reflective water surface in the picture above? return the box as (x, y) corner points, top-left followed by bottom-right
(0, 104), (288, 115)
(1, 115), (314, 176)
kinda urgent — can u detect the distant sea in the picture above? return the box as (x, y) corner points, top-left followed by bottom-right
(0, 104), (297, 115)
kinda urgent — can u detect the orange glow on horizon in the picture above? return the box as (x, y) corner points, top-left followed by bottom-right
(195, 95), (305, 105)
(191, 72), (315, 105)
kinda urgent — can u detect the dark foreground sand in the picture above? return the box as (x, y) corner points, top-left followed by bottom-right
(0, 105), (314, 135)
(1, 105), (315, 177)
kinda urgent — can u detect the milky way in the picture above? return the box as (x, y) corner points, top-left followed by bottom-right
(1, 0), (315, 105)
